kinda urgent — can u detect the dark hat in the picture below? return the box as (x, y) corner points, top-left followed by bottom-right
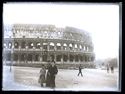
(41, 64), (44, 67)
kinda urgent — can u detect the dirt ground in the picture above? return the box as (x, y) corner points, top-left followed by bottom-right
(13, 66), (119, 91)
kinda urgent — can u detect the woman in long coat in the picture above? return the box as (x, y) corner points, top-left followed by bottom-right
(46, 61), (58, 88)
(38, 65), (46, 87)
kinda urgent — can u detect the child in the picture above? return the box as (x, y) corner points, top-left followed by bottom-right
(38, 65), (46, 87)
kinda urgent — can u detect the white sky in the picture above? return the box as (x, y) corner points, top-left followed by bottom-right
(3, 3), (119, 60)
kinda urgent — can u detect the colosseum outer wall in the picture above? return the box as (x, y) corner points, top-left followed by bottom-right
(3, 24), (95, 68)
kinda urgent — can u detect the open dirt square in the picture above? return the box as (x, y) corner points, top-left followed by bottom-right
(2, 66), (119, 91)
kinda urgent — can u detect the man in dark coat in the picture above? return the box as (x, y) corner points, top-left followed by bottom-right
(46, 61), (58, 88)
(78, 64), (83, 77)
(46, 62), (51, 87)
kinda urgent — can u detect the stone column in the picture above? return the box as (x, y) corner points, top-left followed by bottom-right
(78, 55), (80, 64)
(61, 54), (63, 64)
(31, 54), (33, 64)
(25, 40), (28, 50)
(11, 41), (14, 49)
(47, 42), (49, 51)
(33, 54), (35, 64)
(83, 55), (85, 63)
(24, 53), (26, 63)
(37, 54), (39, 63)
(25, 53), (27, 63)
(18, 41), (21, 51)
(67, 53), (70, 63)
(40, 54), (42, 63)
(61, 43), (63, 51)
(18, 53), (20, 65)
(32, 40), (35, 50)
(54, 53), (56, 62)
(11, 52), (13, 65)
(72, 54), (74, 63)
(54, 44), (56, 51)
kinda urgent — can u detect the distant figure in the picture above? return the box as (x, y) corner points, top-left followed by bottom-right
(78, 64), (83, 77)
(38, 65), (46, 87)
(110, 66), (114, 73)
(107, 64), (109, 73)
(46, 60), (58, 88)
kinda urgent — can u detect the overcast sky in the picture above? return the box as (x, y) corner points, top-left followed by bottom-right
(3, 3), (119, 60)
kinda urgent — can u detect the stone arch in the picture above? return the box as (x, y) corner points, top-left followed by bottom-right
(75, 54), (79, 62)
(69, 43), (73, 50)
(21, 41), (26, 48)
(80, 55), (83, 62)
(86, 46), (89, 51)
(63, 43), (67, 50)
(8, 42), (12, 49)
(56, 55), (62, 62)
(83, 45), (86, 51)
(49, 42), (55, 50)
(14, 42), (19, 48)
(3, 42), (7, 48)
(36, 42), (41, 49)
(34, 54), (39, 61)
(79, 45), (82, 50)
(6, 52), (11, 61)
(69, 54), (74, 62)
(27, 54), (32, 61)
(43, 42), (48, 50)
(85, 55), (88, 62)
(20, 53), (26, 61)
(74, 44), (78, 49)
(13, 53), (18, 61)
(42, 54), (47, 62)
(63, 54), (68, 62)
(56, 43), (61, 50)
(28, 42), (34, 49)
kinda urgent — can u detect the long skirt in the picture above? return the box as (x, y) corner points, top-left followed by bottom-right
(46, 73), (56, 88)
(49, 75), (56, 88)
(46, 72), (51, 87)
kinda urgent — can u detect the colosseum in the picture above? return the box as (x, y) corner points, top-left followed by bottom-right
(3, 24), (95, 68)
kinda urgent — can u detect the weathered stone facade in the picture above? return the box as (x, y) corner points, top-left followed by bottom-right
(3, 24), (95, 68)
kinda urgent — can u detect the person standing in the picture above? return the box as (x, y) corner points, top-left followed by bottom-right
(38, 65), (46, 87)
(111, 66), (114, 73)
(107, 64), (109, 73)
(78, 64), (83, 77)
(46, 61), (51, 87)
(46, 60), (58, 88)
